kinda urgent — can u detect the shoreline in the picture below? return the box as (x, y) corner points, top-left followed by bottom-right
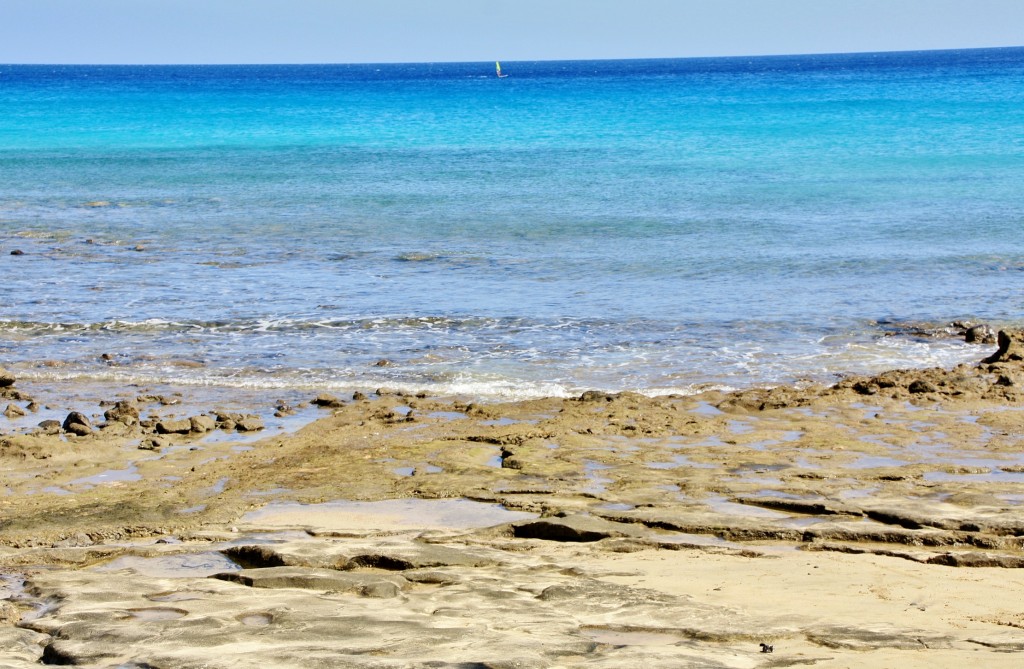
(2, 334), (1024, 666)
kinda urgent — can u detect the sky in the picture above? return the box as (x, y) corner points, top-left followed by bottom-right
(2, 0), (1023, 64)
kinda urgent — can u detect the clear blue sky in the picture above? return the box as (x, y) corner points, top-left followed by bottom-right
(3, 0), (1023, 64)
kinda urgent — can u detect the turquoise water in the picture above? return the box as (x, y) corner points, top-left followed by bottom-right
(1, 49), (1023, 398)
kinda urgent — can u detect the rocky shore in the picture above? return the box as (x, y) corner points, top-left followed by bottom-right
(2, 332), (1024, 667)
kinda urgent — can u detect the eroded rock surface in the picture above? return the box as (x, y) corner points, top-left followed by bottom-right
(3, 340), (1024, 666)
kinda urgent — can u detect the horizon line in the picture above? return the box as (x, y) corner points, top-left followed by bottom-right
(3, 44), (1022, 68)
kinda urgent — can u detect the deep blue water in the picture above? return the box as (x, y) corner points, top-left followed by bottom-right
(1, 49), (1023, 399)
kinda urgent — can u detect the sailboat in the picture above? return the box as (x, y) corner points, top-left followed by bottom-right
(496, 61), (508, 78)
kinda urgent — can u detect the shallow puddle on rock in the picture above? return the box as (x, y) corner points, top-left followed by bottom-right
(218, 530), (313, 547)
(581, 461), (612, 494)
(729, 462), (789, 476)
(128, 607), (188, 621)
(394, 462), (444, 476)
(728, 420), (754, 435)
(597, 502), (635, 511)
(746, 431), (803, 451)
(94, 552), (240, 578)
(583, 628), (682, 646)
(647, 455), (717, 470)
(479, 417), (523, 426)
(427, 411), (467, 421)
(68, 466), (141, 487)
(781, 516), (832, 528)
(691, 402), (723, 416)
(846, 455), (911, 469)
(0, 572), (27, 601)
(239, 612), (273, 626)
(741, 477), (785, 487)
(754, 489), (811, 500)
(923, 470), (1024, 484)
(240, 498), (537, 532)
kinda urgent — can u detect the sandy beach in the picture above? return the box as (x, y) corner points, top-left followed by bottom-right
(2, 333), (1024, 667)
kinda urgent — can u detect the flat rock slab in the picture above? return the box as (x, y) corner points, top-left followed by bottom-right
(213, 566), (406, 597)
(14, 533), (984, 669)
(238, 498), (537, 533)
(511, 514), (647, 542)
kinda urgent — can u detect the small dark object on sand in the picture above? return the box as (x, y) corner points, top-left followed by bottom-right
(760, 643), (774, 653)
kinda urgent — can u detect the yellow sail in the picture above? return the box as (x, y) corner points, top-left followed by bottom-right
(496, 62), (502, 76)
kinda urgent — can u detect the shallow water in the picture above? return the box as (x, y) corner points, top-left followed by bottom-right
(68, 466), (141, 487)
(2, 50), (1022, 400)
(94, 552), (241, 578)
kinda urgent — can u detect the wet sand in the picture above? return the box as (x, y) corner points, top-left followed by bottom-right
(2, 336), (1024, 667)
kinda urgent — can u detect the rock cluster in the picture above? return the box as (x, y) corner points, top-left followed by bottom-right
(0, 377), (269, 446)
(722, 329), (1024, 411)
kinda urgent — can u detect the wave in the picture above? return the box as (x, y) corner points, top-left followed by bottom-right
(14, 367), (582, 402)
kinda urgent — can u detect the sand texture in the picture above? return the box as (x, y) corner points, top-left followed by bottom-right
(2, 337), (1024, 666)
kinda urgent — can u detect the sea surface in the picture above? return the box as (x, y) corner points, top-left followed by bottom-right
(2, 49), (1023, 400)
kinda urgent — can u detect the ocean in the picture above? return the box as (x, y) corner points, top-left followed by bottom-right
(2, 48), (1023, 401)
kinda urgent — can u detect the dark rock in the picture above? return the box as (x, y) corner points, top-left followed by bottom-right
(235, 416), (264, 432)
(512, 515), (630, 543)
(222, 545), (289, 569)
(312, 393), (344, 408)
(0, 367), (14, 387)
(577, 390), (615, 402)
(352, 391), (367, 401)
(852, 381), (878, 396)
(994, 372), (1022, 387)
(189, 415), (216, 433)
(155, 418), (192, 435)
(9, 250), (24, 256)
(965, 324), (996, 344)
(138, 437), (167, 451)
(373, 358), (392, 367)
(103, 401), (140, 426)
(36, 419), (62, 435)
(4, 403), (25, 419)
(62, 412), (93, 436)
(908, 379), (938, 394)
(982, 330), (1024, 364)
